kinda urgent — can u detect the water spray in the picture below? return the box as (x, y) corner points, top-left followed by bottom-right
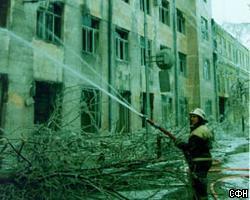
(1, 28), (177, 141)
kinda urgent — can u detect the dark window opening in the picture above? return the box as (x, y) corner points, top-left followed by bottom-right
(141, 92), (154, 127)
(36, 2), (63, 44)
(0, 74), (8, 130)
(159, 0), (170, 26)
(177, 9), (185, 34)
(115, 28), (129, 61)
(117, 91), (131, 133)
(34, 81), (62, 130)
(0, 0), (10, 27)
(178, 52), (187, 76)
(122, 0), (129, 3)
(80, 88), (101, 133)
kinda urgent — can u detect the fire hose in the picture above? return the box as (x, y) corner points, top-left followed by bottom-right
(144, 117), (177, 141)
(144, 117), (250, 200)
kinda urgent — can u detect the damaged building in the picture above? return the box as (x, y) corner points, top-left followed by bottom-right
(0, 0), (249, 138)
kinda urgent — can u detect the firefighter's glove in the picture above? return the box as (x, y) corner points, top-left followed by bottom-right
(174, 138), (185, 149)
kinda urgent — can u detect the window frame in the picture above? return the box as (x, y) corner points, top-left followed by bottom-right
(82, 17), (99, 54)
(115, 28), (129, 61)
(201, 16), (209, 41)
(140, 36), (152, 66)
(80, 88), (101, 133)
(159, 0), (170, 26)
(177, 9), (185, 34)
(178, 52), (187, 77)
(36, 2), (63, 44)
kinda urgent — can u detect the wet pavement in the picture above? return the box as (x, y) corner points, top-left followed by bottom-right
(208, 137), (249, 200)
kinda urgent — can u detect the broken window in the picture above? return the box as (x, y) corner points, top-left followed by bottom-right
(159, 0), (170, 26)
(115, 28), (129, 61)
(140, 36), (152, 66)
(37, 2), (63, 44)
(0, 74), (8, 130)
(34, 81), (62, 130)
(177, 9), (185, 34)
(140, 0), (150, 15)
(203, 58), (210, 80)
(178, 52), (187, 77)
(0, 0), (10, 27)
(80, 88), (101, 133)
(117, 91), (131, 133)
(141, 92), (154, 127)
(82, 16), (99, 54)
(201, 16), (209, 41)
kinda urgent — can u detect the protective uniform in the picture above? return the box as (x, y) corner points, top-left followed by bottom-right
(175, 108), (213, 200)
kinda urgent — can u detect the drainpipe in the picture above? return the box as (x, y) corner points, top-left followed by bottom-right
(212, 20), (219, 121)
(144, 0), (150, 143)
(172, 0), (179, 126)
(108, 0), (113, 131)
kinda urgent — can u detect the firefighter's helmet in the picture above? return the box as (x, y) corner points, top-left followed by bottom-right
(189, 108), (207, 122)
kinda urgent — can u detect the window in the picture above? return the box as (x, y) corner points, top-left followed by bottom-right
(0, 0), (10, 27)
(115, 28), (129, 61)
(82, 16), (99, 54)
(205, 100), (212, 117)
(0, 74), (8, 129)
(122, 0), (129, 3)
(177, 9), (185, 34)
(203, 59), (210, 80)
(140, 0), (150, 15)
(117, 91), (131, 133)
(81, 88), (101, 133)
(140, 36), (152, 66)
(37, 2), (63, 44)
(141, 92), (154, 127)
(178, 52), (187, 76)
(159, 0), (170, 26)
(34, 81), (62, 130)
(201, 17), (209, 40)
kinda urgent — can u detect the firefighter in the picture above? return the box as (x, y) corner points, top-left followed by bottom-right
(175, 108), (213, 200)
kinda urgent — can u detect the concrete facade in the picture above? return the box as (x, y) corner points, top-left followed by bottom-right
(0, 0), (249, 137)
